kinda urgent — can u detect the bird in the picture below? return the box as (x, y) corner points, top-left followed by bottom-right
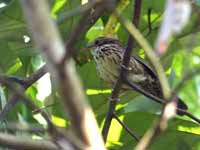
(86, 37), (188, 116)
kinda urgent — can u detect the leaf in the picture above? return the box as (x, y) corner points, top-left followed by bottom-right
(107, 112), (200, 150)
(124, 95), (161, 114)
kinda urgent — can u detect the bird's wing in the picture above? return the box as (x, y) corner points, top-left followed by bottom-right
(132, 54), (157, 80)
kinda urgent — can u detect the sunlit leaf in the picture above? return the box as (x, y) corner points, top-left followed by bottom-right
(51, 115), (67, 127)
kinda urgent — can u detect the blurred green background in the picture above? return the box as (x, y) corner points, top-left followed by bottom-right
(0, 0), (200, 149)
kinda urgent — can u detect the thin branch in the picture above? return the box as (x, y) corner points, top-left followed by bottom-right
(63, 0), (116, 62)
(113, 113), (140, 141)
(135, 100), (177, 150)
(136, 26), (200, 150)
(135, 120), (160, 150)
(147, 8), (152, 34)
(124, 79), (164, 105)
(0, 76), (54, 130)
(104, 0), (196, 148)
(0, 122), (46, 133)
(23, 65), (47, 88)
(117, 1), (194, 149)
(177, 108), (200, 123)
(0, 132), (58, 150)
(0, 65), (47, 122)
(21, 0), (105, 149)
(116, 13), (171, 100)
(102, 99), (117, 141)
(125, 76), (200, 123)
(116, 13), (174, 149)
(56, 1), (97, 24)
(0, 67), (82, 149)
(102, 0), (143, 142)
(0, 95), (18, 123)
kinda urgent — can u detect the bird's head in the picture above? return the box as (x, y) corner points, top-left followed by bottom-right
(86, 37), (122, 50)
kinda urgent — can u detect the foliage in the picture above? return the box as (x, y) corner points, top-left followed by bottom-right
(0, 0), (200, 149)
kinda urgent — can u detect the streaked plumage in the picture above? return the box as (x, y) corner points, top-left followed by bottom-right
(87, 37), (187, 115)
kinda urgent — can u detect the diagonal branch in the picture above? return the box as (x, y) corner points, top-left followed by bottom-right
(124, 78), (200, 124)
(0, 132), (58, 150)
(0, 65), (47, 123)
(20, 0), (105, 149)
(102, 0), (143, 142)
(116, 1), (196, 149)
(113, 113), (140, 141)
(63, 0), (116, 62)
(117, 14), (171, 100)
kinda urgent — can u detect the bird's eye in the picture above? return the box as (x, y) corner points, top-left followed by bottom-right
(95, 40), (100, 45)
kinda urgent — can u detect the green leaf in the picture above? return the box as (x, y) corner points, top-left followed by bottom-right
(107, 112), (200, 150)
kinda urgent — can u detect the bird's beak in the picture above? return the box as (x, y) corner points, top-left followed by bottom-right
(86, 41), (94, 49)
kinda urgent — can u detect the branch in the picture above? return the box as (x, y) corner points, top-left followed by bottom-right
(0, 65), (47, 122)
(23, 65), (47, 88)
(117, 13), (171, 100)
(0, 123), (46, 133)
(0, 132), (58, 150)
(20, 0), (105, 149)
(116, 12), (172, 149)
(0, 75), (55, 130)
(125, 77), (200, 124)
(102, 0), (142, 142)
(177, 109), (200, 123)
(113, 113), (140, 141)
(56, 1), (97, 24)
(135, 100), (177, 150)
(0, 95), (18, 123)
(63, 0), (116, 62)
(130, 68), (200, 149)
(116, 2), (194, 149)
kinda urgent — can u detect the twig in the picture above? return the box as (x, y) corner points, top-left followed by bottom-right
(63, 0), (116, 62)
(117, 13), (171, 100)
(111, 1), (198, 149)
(23, 65), (47, 87)
(116, 12), (173, 149)
(0, 76), (54, 130)
(0, 65), (81, 149)
(0, 65), (47, 122)
(102, 0), (142, 142)
(133, 69), (200, 150)
(124, 79), (164, 105)
(125, 67), (200, 148)
(125, 77), (200, 123)
(113, 113), (140, 141)
(135, 120), (160, 150)
(117, 1), (193, 149)
(0, 95), (18, 123)
(177, 108), (200, 123)
(0, 132), (58, 150)
(135, 100), (177, 150)
(32, 102), (58, 114)
(147, 8), (152, 34)
(57, 1), (99, 24)
(21, 0), (105, 149)
(0, 122), (46, 133)
(128, 66), (200, 149)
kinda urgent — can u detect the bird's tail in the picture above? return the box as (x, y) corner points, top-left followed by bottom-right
(177, 98), (188, 116)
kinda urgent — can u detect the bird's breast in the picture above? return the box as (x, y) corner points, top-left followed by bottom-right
(94, 50), (121, 84)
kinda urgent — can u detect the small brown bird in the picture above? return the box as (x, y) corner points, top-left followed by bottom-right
(87, 37), (188, 115)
